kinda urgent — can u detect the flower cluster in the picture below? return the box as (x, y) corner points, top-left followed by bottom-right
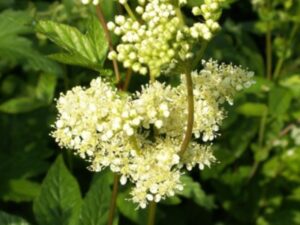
(107, 0), (227, 78)
(190, 0), (226, 40)
(107, 0), (188, 78)
(52, 60), (254, 208)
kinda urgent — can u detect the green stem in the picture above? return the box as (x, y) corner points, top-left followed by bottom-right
(147, 202), (157, 225)
(273, 58), (284, 81)
(265, 0), (272, 80)
(179, 71), (194, 156)
(258, 109), (268, 148)
(123, 69), (132, 91)
(273, 23), (299, 80)
(124, 3), (137, 20)
(175, 7), (185, 25)
(107, 174), (120, 225)
(248, 109), (268, 181)
(266, 23), (272, 80)
(149, 70), (156, 83)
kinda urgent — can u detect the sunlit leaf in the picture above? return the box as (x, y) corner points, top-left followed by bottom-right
(36, 18), (108, 72)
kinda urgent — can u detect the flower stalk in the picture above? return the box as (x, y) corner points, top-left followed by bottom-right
(147, 201), (157, 225)
(179, 71), (194, 156)
(96, 4), (121, 83)
(107, 174), (120, 225)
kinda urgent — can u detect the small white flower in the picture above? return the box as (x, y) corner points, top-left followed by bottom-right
(154, 120), (163, 129)
(107, 22), (115, 31)
(119, 0), (127, 4)
(81, 0), (90, 5)
(120, 175), (128, 185)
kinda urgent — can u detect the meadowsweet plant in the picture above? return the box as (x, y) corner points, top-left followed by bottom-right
(3, 1), (300, 225)
(49, 0), (254, 219)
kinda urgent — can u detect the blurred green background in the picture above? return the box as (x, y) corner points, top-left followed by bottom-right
(0, 0), (300, 225)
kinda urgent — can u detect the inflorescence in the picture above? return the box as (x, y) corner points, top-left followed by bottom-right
(106, 0), (227, 78)
(52, 59), (254, 208)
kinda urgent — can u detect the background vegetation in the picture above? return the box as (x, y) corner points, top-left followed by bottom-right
(0, 0), (300, 225)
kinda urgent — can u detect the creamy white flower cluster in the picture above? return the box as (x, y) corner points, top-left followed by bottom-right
(52, 60), (254, 208)
(107, 0), (227, 78)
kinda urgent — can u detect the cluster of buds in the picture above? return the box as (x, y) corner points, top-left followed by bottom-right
(107, 0), (190, 78)
(52, 60), (254, 208)
(106, 0), (227, 78)
(190, 0), (227, 40)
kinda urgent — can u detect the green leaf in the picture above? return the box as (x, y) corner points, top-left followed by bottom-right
(252, 144), (270, 163)
(86, 16), (108, 66)
(244, 77), (274, 94)
(0, 10), (31, 37)
(0, 10), (61, 74)
(49, 53), (94, 68)
(33, 155), (82, 225)
(36, 20), (95, 60)
(78, 172), (112, 225)
(0, 211), (30, 225)
(0, 97), (43, 114)
(36, 18), (108, 71)
(0, 179), (40, 202)
(35, 74), (57, 104)
(0, 73), (57, 114)
(236, 102), (268, 117)
(280, 74), (300, 97)
(179, 175), (215, 210)
(269, 86), (292, 117)
(161, 196), (182, 205)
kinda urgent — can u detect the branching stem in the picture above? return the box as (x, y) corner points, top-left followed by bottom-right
(96, 4), (121, 83)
